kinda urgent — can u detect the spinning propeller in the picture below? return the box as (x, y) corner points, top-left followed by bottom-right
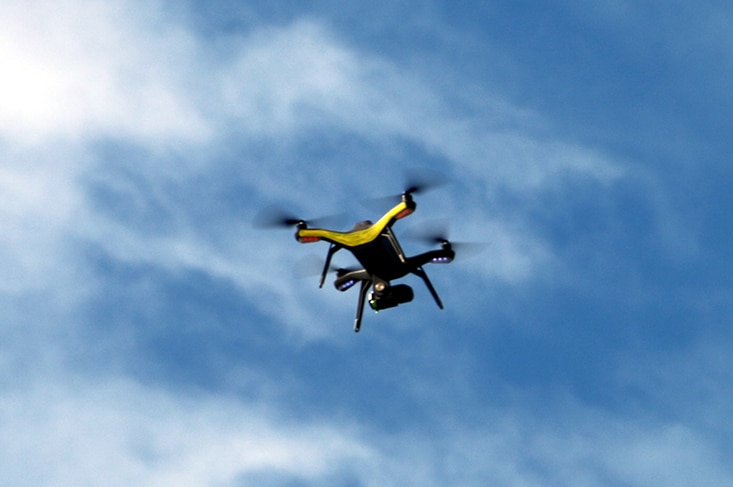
(294, 255), (360, 279)
(253, 205), (342, 229)
(365, 169), (448, 209)
(405, 221), (486, 257)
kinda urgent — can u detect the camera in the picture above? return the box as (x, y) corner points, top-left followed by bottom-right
(369, 283), (414, 311)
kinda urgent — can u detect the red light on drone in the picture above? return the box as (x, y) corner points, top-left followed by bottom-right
(298, 235), (321, 243)
(395, 208), (414, 219)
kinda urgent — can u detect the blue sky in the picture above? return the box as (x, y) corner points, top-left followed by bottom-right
(2, 0), (732, 485)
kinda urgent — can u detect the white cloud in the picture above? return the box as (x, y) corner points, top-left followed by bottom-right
(367, 402), (732, 487)
(217, 20), (364, 137)
(0, 0), (209, 144)
(3, 368), (730, 487)
(211, 17), (625, 192)
(0, 0), (629, 333)
(0, 377), (373, 487)
(0, 145), (84, 295)
(0, 3), (730, 487)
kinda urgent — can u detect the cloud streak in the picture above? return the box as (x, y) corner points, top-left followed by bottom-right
(4, 369), (731, 487)
(0, 377), (373, 487)
(3, 1), (729, 486)
(1, 0), (626, 334)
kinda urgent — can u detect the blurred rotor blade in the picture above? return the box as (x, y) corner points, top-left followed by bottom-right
(253, 205), (346, 229)
(404, 220), (488, 259)
(253, 205), (304, 228)
(363, 168), (450, 211)
(403, 168), (449, 196)
(448, 241), (489, 259)
(403, 219), (452, 244)
(294, 255), (361, 278)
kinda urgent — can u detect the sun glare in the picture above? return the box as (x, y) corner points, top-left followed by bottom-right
(0, 37), (67, 136)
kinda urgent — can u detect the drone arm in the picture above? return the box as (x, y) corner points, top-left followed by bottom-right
(353, 280), (371, 332)
(407, 248), (455, 268)
(413, 266), (443, 309)
(296, 199), (416, 247)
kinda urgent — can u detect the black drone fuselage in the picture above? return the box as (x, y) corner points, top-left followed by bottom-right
(293, 195), (455, 332)
(321, 223), (454, 332)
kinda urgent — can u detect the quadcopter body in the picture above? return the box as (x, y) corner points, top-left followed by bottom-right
(289, 191), (455, 332)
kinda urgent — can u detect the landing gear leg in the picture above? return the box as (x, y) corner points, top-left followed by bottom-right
(353, 280), (371, 332)
(413, 266), (443, 309)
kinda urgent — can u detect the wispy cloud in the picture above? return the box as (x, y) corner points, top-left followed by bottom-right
(2, 1), (621, 318)
(3, 370), (730, 487)
(0, 0), (209, 143)
(3, 1), (726, 486)
(0, 377), (373, 487)
(0, 0), (634, 350)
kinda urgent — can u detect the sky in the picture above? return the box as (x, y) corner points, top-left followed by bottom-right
(2, 0), (733, 485)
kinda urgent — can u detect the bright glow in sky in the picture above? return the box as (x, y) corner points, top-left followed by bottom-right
(2, 1), (733, 485)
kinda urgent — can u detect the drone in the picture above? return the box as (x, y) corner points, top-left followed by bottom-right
(256, 183), (457, 332)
